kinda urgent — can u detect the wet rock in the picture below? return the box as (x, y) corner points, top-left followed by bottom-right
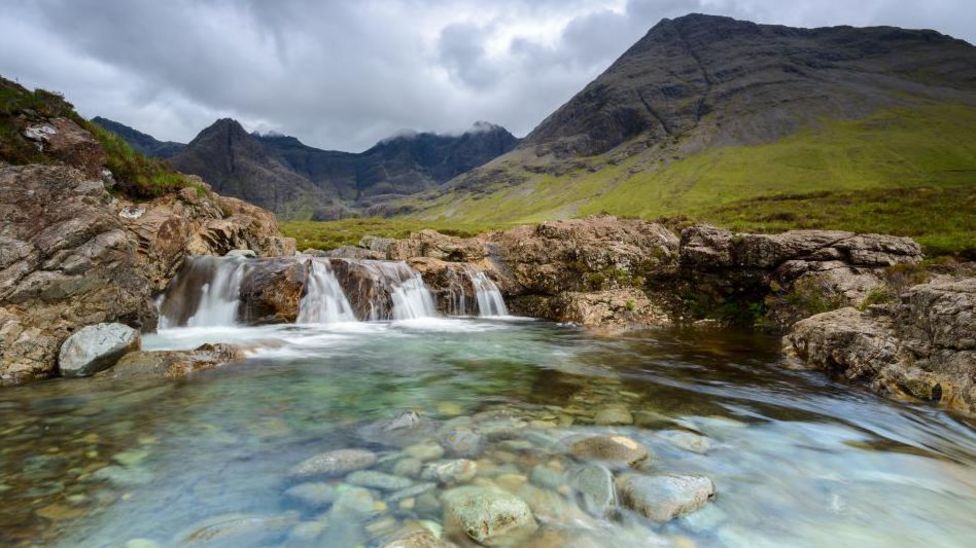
(442, 486), (538, 545)
(178, 512), (299, 545)
(593, 404), (634, 425)
(405, 441), (445, 461)
(660, 430), (713, 454)
(238, 258), (306, 323)
(90, 465), (153, 486)
(439, 427), (485, 458)
(381, 522), (456, 548)
(529, 465), (565, 490)
(289, 449), (378, 480)
(386, 482), (437, 503)
(331, 485), (383, 517)
(392, 457), (423, 478)
(100, 344), (245, 380)
(58, 323), (140, 377)
(284, 482), (339, 508)
(567, 463), (616, 516)
(615, 473), (715, 522)
(568, 435), (650, 466)
(347, 470), (414, 492)
(225, 249), (257, 258)
(360, 411), (436, 448)
(421, 459), (477, 484)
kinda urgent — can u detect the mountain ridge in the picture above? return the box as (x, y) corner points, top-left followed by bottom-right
(94, 117), (519, 219)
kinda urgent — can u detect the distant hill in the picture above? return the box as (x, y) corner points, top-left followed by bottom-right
(91, 116), (185, 158)
(405, 13), (976, 254)
(95, 117), (517, 219)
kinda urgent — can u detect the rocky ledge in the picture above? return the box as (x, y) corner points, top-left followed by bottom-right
(331, 216), (923, 331)
(785, 278), (976, 414)
(0, 161), (294, 385)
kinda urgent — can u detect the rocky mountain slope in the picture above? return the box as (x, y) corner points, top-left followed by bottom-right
(167, 118), (346, 219)
(407, 14), (976, 250)
(96, 117), (518, 219)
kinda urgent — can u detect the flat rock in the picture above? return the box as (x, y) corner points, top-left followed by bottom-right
(615, 473), (715, 522)
(346, 470), (414, 492)
(284, 482), (339, 508)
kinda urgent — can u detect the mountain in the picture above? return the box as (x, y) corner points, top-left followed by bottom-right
(97, 117), (517, 219)
(168, 119), (346, 219)
(409, 14), (976, 230)
(254, 122), (518, 207)
(91, 117), (185, 158)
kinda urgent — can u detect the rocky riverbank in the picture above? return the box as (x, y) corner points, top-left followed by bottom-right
(0, 154), (293, 386)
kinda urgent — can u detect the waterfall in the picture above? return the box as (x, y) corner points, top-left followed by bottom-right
(467, 269), (509, 317)
(390, 272), (438, 320)
(297, 259), (356, 323)
(158, 256), (247, 328)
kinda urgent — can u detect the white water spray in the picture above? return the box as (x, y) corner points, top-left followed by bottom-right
(297, 259), (356, 323)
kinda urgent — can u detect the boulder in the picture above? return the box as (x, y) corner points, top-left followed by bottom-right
(615, 473), (715, 522)
(0, 163), (293, 386)
(567, 463), (616, 516)
(442, 486), (538, 545)
(58, 323), (140, 377)
(238, 258), (307, 324)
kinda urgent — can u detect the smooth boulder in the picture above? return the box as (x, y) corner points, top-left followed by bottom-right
(442, 486), (537, 545)
(615, 473), (715, 522)
(568, 435), (650, 466)
(58, 323), (140, 377)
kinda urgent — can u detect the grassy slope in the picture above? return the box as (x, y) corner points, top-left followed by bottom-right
(397, 103), (976, 254)
(282, 218), (515, 251)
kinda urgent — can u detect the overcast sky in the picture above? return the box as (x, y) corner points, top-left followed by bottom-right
(1, 0), (972, 151)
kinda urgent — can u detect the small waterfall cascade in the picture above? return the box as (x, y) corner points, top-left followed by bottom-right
(356, 261), (438, 320)
(158, 256), (247, 328)
(467, 269), (509, 317)
(297, 259), (356, 323)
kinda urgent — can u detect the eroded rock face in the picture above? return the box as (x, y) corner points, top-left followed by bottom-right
(784, 279), (976, 413)
(238, 258), (307, 324)
(679, 225), (922, 328)
(0, 162), (294, 385)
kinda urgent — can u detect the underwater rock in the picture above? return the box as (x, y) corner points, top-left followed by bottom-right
(442, 485), (538, 545)
(289, 449), (378, 480)
(615, 473), (715, 522)
(568, 435), (650, 466)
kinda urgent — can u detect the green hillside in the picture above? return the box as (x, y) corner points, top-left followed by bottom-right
(401, 103), (976, 255)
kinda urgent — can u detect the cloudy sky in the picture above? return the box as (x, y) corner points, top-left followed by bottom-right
(1, 0), (972, 151)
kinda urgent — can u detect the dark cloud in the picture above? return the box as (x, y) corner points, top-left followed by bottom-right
(1, 0), (972, 151)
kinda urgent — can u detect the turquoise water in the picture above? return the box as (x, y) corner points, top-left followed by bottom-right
(1, 319), (975, 546)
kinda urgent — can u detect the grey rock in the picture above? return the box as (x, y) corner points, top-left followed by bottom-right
(439, 427), (485, 458)
(442, 486), (538, 545)
(58, 323), (140, 377)
(386, 482), (437, 503)
(615, 473), (716, 522)
(346, 470), (414, 492)
(660, 430), (713, 454)
(392, 457), (423, 478)
(284, 482), (339, 508)
(404, 442), (445, 462)
(568, 463), (616, 516)
(289, 449), (378, 479)
(593, 404), (634, 425)
(420, 459), (477, 485)
(529, 465), (565, 490)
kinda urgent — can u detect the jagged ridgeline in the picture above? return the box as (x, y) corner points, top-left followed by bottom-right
(92, 116), (519, 220)
(407, 14), (976, 254)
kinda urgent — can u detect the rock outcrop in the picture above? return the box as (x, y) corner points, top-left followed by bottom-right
(785, 278), (976, 414)
(0, 162), (294, 386)
(100, 343), (246, 380)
